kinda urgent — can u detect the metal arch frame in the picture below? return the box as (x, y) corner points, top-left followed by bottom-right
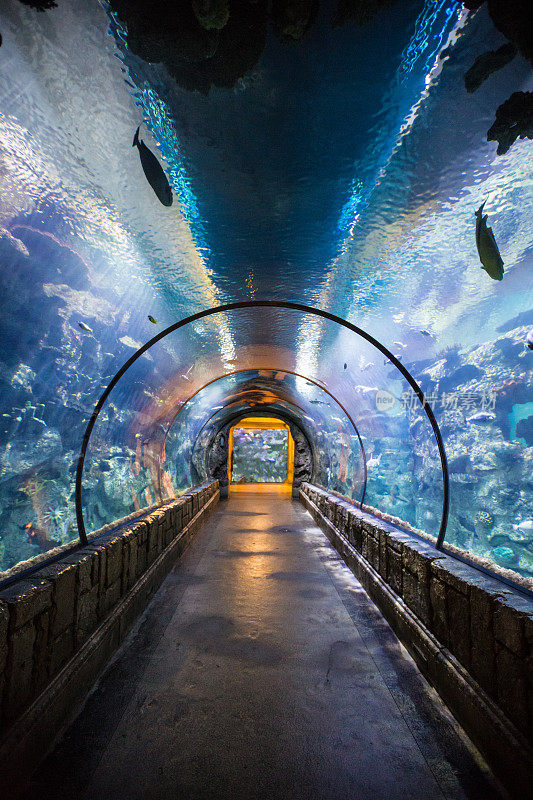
(75, 300), (449, 548)
(155, 368), (368, 508)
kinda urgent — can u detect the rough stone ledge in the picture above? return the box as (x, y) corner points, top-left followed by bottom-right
(300, 483), (533, 799)
(315, 483), (533, 592)
(0, 480), (219, 787)
(0, 493), (192, 587)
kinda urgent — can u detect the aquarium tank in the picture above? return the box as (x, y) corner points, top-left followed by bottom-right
(0, 0), (531, 588)
(231, 427), (289, 484)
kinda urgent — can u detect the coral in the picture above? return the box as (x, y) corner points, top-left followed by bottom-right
(409, 327), (533, 578)
(495, 377), (529, 409)
(192, 0), (230, 30)
(273, 0), (319, 42)
(438, 364), (484, 394)
(435, 345), (462, 369)
(448, 454), (473, 474)
(109, 0), (268, 94)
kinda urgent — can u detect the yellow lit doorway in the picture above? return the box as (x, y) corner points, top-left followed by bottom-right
(228, 417), (294, 494)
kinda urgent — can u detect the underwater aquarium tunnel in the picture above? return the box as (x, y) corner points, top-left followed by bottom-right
(0, 0), (531, 591)
(0, 1), (532, 796)
(74, 301), (447, 545)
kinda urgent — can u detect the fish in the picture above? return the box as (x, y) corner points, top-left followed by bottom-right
(343, 363), (347, 370)
(449, 454), (472, 474)
(475, 201), (504, 281)
(367, 453), (381, 470)
(466, 412), (495, 424)
(475, 510), (494, 526)
(78, 322), (93, 333)
(513, 519), (533, 531)
(388, 488), (409, 504)
(464, 43), (517, 94)
(148, 315), (158, 324)
(355, 385), (378, 394)
(518, 328), (533, 357)
(133, 127), (173, 207)
(120, 335), (142, 349)
(419, 330), (433, 337)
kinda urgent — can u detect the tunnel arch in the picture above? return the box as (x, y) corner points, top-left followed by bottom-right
(75, 301), (449, 548)
(156, 368), (367, 505)
(191, 404), (315, 498)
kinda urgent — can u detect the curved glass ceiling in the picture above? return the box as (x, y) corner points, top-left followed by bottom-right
(0, 0), (531, 585)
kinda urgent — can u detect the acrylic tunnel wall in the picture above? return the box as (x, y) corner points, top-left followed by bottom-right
(167, 370), (357, 495)
(1, 296), (532, 590)
(77, 304), (446, 547)
(0, 0), (532, 597)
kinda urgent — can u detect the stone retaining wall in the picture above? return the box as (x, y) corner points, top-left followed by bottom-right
(300, 482), (533, 798)
(0, 481), (218, 785)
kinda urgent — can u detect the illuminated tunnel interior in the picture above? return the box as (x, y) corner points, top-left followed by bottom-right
(228, 417), (294, 486)
(77, 302), (445, 545)
(0, 1), (532, 796)
(0, 0), (531, 588)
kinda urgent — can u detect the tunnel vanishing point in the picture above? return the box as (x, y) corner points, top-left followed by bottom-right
(0, 1), (532, 798)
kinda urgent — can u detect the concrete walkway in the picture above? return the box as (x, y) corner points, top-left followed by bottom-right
(24, 491), (503, 800)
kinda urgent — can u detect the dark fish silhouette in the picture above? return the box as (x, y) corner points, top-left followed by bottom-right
(464, 43), (517, 93)
(475, 201), (504, 281)
(148, 315), (158, 324)
(133, 127), (173, 207)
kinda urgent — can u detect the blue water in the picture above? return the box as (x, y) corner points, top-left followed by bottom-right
(0, 0), (531, 584)
(232, 427), (288, 483)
